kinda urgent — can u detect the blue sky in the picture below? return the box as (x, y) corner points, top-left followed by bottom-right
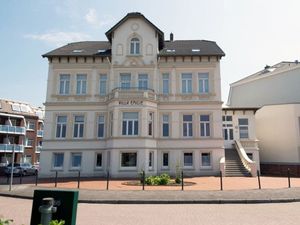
(1, 0), (300, 106)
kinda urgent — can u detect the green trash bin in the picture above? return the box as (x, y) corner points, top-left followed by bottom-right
(30, 189), (78, 225)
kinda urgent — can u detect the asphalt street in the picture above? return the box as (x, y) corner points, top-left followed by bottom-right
(1, 196), (300, 225)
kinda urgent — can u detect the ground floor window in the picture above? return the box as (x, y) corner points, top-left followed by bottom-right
(121, 152), (137, 167)
(184, 153), (193, 167)
(71, 153), (82, 169)
(95, 153), (102, 168)
(247, 153), (253, 160)
(149, 151), (153, 169)
(201, 153), (211, 167)
(162, 152), (169, 168)
(53, 153), (64, 169)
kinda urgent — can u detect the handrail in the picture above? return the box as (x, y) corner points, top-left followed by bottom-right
(234, 140), (257, 177)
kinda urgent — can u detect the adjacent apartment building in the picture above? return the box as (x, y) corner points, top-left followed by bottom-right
(0, 99), (44, 166)
(227, 61), (300, 176)
(40, 12), (225, 178)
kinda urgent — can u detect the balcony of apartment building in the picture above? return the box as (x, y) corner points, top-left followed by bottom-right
(37, 120), (44, 137)
(0, 114), (26, 136)
(108, 87), (157, 102)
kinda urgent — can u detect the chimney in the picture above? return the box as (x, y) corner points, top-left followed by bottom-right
(170, 33), (174, 41)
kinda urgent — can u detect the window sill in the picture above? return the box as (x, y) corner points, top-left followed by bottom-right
(200, 166), (212, 170)
(127, 54), (142, 57)
(94, 167), (103, 171)
(69, 168), (81, 171)
(51, 168), (64, 171)
(119, 167), (137, 172)
(183, 167), (194, 170)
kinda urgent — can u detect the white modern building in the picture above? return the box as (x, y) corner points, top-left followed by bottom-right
(40, 12), (226, 178)
(227, 61), (300, 176)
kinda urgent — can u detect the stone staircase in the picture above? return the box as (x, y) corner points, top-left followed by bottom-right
(225, 148), (251, 177)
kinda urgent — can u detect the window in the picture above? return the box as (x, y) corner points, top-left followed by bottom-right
(162, 74), (169, 94)
(184, 153), (193, 167)
(120, 73), (131, 89)
(149, 152), (153, 169)
(238, 118), (249, 139)
(122, 112), (138, 135)
(130, 38), (140, 55)
(59, 74), (70, 95)
(25, 138), (33, 147)
(110, 112), (113, 137)
(247, 153), (253, 160)
(121, 153), (137, 167)
(200, 115), (211, 137)
(99, 74), (107, 96)
(162, 153), (169, 168)
(223, 115), (233, 140)
(198, 73), (209, 93)
(76, 74), (87, 95)
(56, 116), (67, 138)
(181, 73), (192, 94)
(71, 153), (82, 169)
(95, 153), (102, 168)
(201, 153), (211, 167)
(53, 153), (64, 169)
(148, 112), (153, 136)
(162, 114), (169, 137)
(73, 115), (84, 138)
(183, 115), (193, 137)
(138, 74), (148, 90)
(97, 115), (105, 138)
(27, 121), (35, 130)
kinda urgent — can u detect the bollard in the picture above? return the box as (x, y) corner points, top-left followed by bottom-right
(287, 168), (291, 188)
(19, 173), (23, 184)
(142, 170), (145, 191)
(106, 170), (110, 190)
(77, 170), (81, 189)
(220, 171), (223, 191)
(39, 197), (57, 225)
(54, 171), (58, 188)
(257, 170), (261, 189)
(35, 171), (38, 186)
(181, 170), (184, 191)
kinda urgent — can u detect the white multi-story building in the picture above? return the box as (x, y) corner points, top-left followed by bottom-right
(40, 12), (225, 178)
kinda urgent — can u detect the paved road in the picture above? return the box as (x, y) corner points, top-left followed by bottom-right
(1, 196), (300, 225)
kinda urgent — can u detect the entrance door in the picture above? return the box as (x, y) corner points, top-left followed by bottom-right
(223, 115), (234, 149)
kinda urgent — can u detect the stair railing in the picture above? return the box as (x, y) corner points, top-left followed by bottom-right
(234, 140), (257, 177)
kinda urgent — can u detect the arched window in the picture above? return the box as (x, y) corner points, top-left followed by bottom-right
(130, 38), (140, 55)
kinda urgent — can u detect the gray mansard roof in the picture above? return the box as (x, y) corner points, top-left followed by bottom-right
(42, 40), (224, 58)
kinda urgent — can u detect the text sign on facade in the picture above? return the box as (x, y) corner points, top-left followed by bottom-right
(119, 100), (143, 105)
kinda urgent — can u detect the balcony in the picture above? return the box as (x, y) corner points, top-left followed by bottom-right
(108, 87), (157, 101)
(37, 130), (44, 137)
(36, 146), (42, 153)
(0, 125), (26, 135)
(0, 144), (24, 153)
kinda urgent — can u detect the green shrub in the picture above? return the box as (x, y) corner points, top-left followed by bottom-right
(159, 173), (170, 185)
(0, 218), (13, 225)
(144, 173), (171, 185)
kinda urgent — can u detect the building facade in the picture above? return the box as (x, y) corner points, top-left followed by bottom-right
(0, 99), (44, 166)
(227, 61), (300, 176)
(40, 12), (225, 178)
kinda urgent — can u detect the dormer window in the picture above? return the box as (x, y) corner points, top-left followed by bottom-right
(130, 38), (140, 55)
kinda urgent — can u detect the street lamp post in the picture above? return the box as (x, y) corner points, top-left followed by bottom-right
(9, 144), (15, 191)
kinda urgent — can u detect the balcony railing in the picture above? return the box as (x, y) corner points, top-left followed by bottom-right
(0, 125), (26, 135)
(108, 87), (157, 101)
(37, 130), (44, 137)
(0, 144), (24, 153)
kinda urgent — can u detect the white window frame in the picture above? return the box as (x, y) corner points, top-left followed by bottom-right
(97, 115), (105, 139)
(162, 152), (169, 169)
(148, 112), (154, 136)
(59, 74), (70, 95)
(73, 115), (84, 138)
(183, 115), (193, 137)
(95, 152), (103, 170)
(99, 74), (107, 96)
(52, 153), (64, 170)
(138, 74), (148, 90)
(162, 114), (169, 137)
(200, 115), (211, 137)
(223, 115), (234, 140)
(238, 118), (249, 139)
(120, 73), (131, 89)
(122, 112), (139, 136)
(130, 38), (140, 55)
(201, 152), (212, 168)
(183, 152), (193, 168)
(120, 152), (137, 170)
(70, 152), (82, 170)
(198, 73), (209, 94)
(149, 151), (154, 170)
(181, 73), (192, 94)
(76, 74), (87, 95)
(56, 115), (67, 139)
(162, 73), (169, 94)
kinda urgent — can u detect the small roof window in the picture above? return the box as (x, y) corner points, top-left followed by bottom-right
(72, 49), (83, 53)
(192, 49), (200, 52)
(11, 104), (21, 112)
(97, 49), (106, 53)
(166, 49), (175, 53)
